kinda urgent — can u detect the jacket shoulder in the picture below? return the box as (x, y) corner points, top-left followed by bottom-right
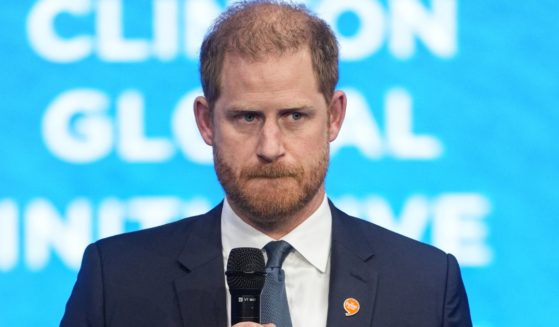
(94, 204), (221, 261)
(332, 204), (449, 267)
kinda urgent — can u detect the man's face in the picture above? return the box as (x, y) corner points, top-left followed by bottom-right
(195, 48), (345, 231)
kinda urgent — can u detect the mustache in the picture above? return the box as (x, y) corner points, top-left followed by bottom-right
(241, 164), (303, 178)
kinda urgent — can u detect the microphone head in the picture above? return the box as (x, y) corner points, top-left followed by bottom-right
(226, 247), (266, 291)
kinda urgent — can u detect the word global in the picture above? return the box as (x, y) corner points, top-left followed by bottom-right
(42, 87), (444, 164)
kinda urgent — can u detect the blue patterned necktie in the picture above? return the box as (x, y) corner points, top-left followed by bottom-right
(261, 240), (293, 327)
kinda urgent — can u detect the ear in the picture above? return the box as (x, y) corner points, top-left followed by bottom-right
(327, 90), (347, 142)
(193, 96), (214, 146)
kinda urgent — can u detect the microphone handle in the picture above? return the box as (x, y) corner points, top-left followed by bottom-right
(229, 288), (261, 324)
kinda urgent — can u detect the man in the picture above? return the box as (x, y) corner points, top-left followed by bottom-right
(61, 1), (472, 326)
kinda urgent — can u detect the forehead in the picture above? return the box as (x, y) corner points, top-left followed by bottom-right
(217, 49), (323, 109)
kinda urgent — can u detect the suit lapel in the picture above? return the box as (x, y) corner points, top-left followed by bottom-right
(174, 204), (228, 327)
(326, 202), (379, 327)
(170, 201), (379, 326)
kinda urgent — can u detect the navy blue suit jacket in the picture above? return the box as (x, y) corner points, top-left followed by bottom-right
(61, 201), (472, 326)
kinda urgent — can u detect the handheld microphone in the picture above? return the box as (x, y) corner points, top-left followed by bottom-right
(225, 247), (266, 325)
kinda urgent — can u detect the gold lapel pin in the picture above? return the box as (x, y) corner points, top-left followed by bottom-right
(343, 297), (360, 316)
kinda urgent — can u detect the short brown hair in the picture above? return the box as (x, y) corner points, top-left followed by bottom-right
(199, 0), (339, 107)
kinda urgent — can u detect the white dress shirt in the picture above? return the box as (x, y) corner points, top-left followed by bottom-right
(221, 195), (332, 327)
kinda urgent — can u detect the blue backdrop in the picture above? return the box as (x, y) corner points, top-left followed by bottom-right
(1, 1), (558, 326)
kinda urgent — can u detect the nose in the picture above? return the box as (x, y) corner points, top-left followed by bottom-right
(256, 119), (285, 163)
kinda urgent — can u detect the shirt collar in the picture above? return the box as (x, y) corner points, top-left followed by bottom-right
(221, 195), (332, 273)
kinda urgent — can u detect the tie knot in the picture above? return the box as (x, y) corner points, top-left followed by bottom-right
(264, 240), (292, 269)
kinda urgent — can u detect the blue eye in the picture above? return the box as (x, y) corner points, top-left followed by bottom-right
(291, 112), (303, 120)
(243, 113), (256, 122)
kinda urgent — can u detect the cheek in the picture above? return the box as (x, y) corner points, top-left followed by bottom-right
(301, 123), (330, 144)
(215, 132), (255, 163)
(287, 132), (328, 160)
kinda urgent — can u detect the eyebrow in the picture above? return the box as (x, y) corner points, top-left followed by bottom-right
(279, 106), (315, 112)
(225, 105), (315, 113)
(225, 107), (259, 113)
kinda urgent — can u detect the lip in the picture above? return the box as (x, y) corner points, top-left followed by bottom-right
(245, 175), (299, 182)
